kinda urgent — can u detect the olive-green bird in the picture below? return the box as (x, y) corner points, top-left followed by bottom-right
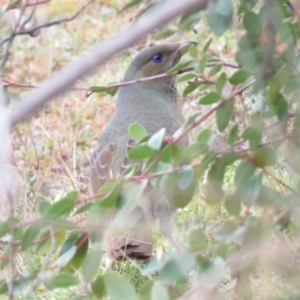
(89, 40), (196, 261)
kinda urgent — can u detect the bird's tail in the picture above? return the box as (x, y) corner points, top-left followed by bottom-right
(107, 222), (153, 261)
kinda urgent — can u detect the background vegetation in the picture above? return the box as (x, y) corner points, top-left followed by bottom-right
(1, 0), (300, 299)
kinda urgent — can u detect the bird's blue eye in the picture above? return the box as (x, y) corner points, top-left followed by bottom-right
(152, 54), (163, 63)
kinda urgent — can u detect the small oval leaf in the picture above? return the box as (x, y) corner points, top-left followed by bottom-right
(128, 123), (147, 142)
(128, 144), (156, 160)
(199, 92), (220, 105)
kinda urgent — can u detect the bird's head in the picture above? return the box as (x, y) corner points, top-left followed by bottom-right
(117, 40), (197, 109)
(124, 40), (197, 82)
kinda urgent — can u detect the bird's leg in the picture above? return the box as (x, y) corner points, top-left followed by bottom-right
(159, 216), (185, 252)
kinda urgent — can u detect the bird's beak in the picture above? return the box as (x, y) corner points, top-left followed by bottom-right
(177, 40), (198, 56)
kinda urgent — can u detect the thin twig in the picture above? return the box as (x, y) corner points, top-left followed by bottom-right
(0, 0), (30, 70)
(17, 0), (96, 36)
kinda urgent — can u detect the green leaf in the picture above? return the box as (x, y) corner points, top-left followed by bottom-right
(216, 99), (234, 132)
(159, 252), (196, 284)
(139, 281), (154, 300)
(87, 86), (109, 93)
(74, 202), (93, 215)
(167, 59), (193, 75)
(142, 258), (165, 276)
(182, 143), (209, 162)
(87, 86), (118, 97)
(163, 169), (197, 208)
(0, 245), (11, 270)
(198, 258), (225, 287)
(58, 232), (78, 256)
(55, 246), (77, 269)
(104, 272), (138, 300)
(178, 73), (197, 82)
(21, 223), (41, 251)
(254, 146), (277, 167)
(293, 104), (300, 135)
(257, 185), (282, 207)
(128, 144), (156, 160)
(208, 157), (227, 184)
(189, 44), (198, 58)
(197, 129), (211, 143)
(243, 11), (262, 36)
(240, 0), (258, 10)
(189, 229), (207, 252)
(0, 219), (10, 238)
(225, 193), (241, 216)
(0, 282), (8, 295)
(161, 143), (179, 163)
(82, 247), (103, 283)
(229, 69), (252, 85)
(199, 92), (220, 105)
(56, 232), (87, 271)
(196, 151), (217, 178)
(207, 0), (233, 36)
(234, 161), (256, 187)
(213, 221), (237, 242)
(267, 91), (288, 121)
(183, 81), (201, 95)
(151, 282), (169, 300)
(177, 166), (194, 190)
(38, 200), (51, 216)
(48, 273), (79, 289)
(64, 234), (89, 272)
(128, 123), (147, 142)
(106, 87), (118, 96)
(91, 275), (106, 297)
(148, 128), (166, 151)
(240, 173), (262, 207)
(43, 191), (77, 221)
(36, 230), (66, 254)
(204, 157), (227, 205)
(208, 64), (222, 77)
(227, 124), (239, 146)
(0, 217), (23, 239)
(202, 38), (213, 53)
(117, 181), (147, 217)
(216, 72), (227, 94)
(197, 53), (207, 74)
(241, 126), (262, 151)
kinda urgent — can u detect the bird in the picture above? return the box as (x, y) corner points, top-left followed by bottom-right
(89, 40), (196, 261)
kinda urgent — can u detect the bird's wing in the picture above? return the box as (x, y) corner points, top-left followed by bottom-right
(89, 141), (117, 195)
(118, 139), (137, 176)
(89, 139), (137, 195)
